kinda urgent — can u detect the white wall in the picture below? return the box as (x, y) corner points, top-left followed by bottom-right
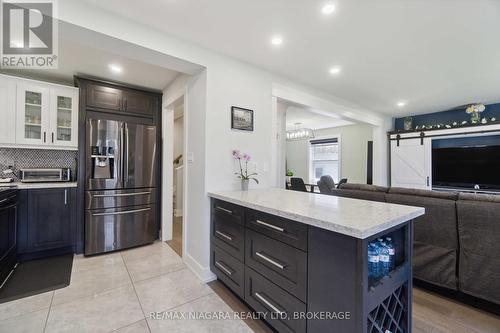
(286, 140), (309, 181)
(286, 124), (374, 184)
(58, 1), (391, 282)
(174, 114), (184, 160)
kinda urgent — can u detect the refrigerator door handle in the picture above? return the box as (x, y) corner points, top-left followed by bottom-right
(92, 207), (150, 217)
(120, 123), (125, 187)
(124, 124), (129, 184)
(92, 191), (151, 198)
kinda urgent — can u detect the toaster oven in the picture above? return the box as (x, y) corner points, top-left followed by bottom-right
(19, 168), (72, 183)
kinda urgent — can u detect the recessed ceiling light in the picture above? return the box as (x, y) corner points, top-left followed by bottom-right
(270, 35), (283, 46)
(321, 3), (336, 15)
(329, 66), (342, 75)
(109, 64), (123, 74)
(397, 101), (407, 107)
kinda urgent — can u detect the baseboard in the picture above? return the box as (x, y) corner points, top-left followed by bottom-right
(183, 252), (216, 283)
(414, 278), (500, 316)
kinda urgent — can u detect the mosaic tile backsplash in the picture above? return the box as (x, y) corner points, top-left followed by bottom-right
(0, 148), (78, 181)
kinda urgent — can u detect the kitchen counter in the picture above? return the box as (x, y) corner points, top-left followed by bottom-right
(208, 188), (424, 239)
(209, 188), (425, 332)
(0, 181), (78, 189)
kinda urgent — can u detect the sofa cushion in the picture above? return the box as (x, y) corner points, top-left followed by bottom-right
(335, 189), (387, 202)
(385, 191), (458, 290)
(389, 187), (459, 200)
(413, 241), (458, 290)
(457, 195), (500, 303)
(458, 192), (500, 203)
(338, 183), (389, 192)
(336, 183), (388, 202)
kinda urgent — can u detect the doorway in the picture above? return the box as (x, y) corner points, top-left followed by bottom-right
(162, 94), (186, 257)
(274, 97), (374, 192)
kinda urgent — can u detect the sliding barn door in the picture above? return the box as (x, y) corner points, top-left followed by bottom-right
(391, 138), (431, 190)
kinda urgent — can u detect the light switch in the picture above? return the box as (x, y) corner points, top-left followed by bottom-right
(187, 152), (194, 164)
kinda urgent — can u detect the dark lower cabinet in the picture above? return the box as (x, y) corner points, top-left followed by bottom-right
(210, 198), (414, 333)
(17, 188), (76, 259)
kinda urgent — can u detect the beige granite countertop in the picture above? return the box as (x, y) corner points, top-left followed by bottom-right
(208, 188), (425, 239)
(0, 181), (78, 189)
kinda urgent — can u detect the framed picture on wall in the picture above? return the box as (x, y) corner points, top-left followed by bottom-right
(231, 106), (254, 131)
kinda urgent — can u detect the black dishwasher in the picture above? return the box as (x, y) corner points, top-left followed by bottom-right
(0, 188), (18, 288)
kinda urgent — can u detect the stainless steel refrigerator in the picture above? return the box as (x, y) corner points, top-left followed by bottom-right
(84, 118), (157, 255)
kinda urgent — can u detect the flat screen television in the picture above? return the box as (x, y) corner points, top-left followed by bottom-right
(432, 138), (500, 190)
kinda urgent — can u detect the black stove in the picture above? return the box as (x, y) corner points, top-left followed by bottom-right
(0, 187), (18, 289)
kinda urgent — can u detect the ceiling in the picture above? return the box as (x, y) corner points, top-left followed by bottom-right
(79, 0), (500, 117)
(1, 37), (180, 90)
(286, 106), (353, 130)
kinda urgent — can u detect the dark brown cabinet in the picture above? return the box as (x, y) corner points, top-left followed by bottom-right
(86, 82), (157, 116)
(122, 90), (156, 116)
(86, 84), (122, 111)
(17, 188), (76, 258)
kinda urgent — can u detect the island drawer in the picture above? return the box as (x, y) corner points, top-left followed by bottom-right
(212, 213), (245, 261)
(245, 209), (308, 251)
(212, 199), (244, 225)
(246, 229), (307, 302)
(245, 267), (306, 333)
(211, 245), (244, 298)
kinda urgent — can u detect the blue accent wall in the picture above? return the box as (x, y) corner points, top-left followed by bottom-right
(394, 102), (500, 131)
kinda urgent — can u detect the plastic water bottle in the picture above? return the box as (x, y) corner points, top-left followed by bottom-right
(378, 241), (390, 278)
(385, 237), (396, 272)
(368, 243), (380, 280)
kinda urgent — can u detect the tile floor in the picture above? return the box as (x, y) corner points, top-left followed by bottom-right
(0, 242), (252, 333)
(1, 241), (500, 333)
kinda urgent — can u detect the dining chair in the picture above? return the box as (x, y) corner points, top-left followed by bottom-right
(290, 178), (308, 192)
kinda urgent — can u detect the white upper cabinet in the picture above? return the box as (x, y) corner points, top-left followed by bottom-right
(51, 87), (79, 147)
(390, 137), (431, 190)
(0, 74), (79, 149)
(16, 83), (51, 146)
(0, 78), (16, 144)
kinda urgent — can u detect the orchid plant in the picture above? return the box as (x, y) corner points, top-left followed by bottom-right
(232, 150), (259, 183)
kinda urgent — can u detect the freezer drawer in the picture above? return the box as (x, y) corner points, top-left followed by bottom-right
(85, 188), (155, 210)
(85, 204), (156, 255)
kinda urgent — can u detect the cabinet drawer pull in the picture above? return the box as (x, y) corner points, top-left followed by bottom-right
(215, 206), (233, 214)
(215, 230), (233, 241)
(255, 292), (285, 315)
(215, 261), (233, 276)
(255, 252), (285, 270)
(255, 219), (284, 232)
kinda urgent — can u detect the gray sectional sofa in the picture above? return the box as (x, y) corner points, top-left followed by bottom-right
(329, 183), (499, 307)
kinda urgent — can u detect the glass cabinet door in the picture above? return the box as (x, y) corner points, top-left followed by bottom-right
(51, 88), (78, 147)
(24, 91), (42, 140)
(16, 84), (50, 145)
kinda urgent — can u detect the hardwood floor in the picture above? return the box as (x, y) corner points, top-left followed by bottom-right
(413, 288), (500, 333)
(166, 216), (182, 256)
(209, 280), (500, 333)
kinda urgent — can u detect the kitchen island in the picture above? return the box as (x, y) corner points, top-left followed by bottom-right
(208, 188), (424, 333)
